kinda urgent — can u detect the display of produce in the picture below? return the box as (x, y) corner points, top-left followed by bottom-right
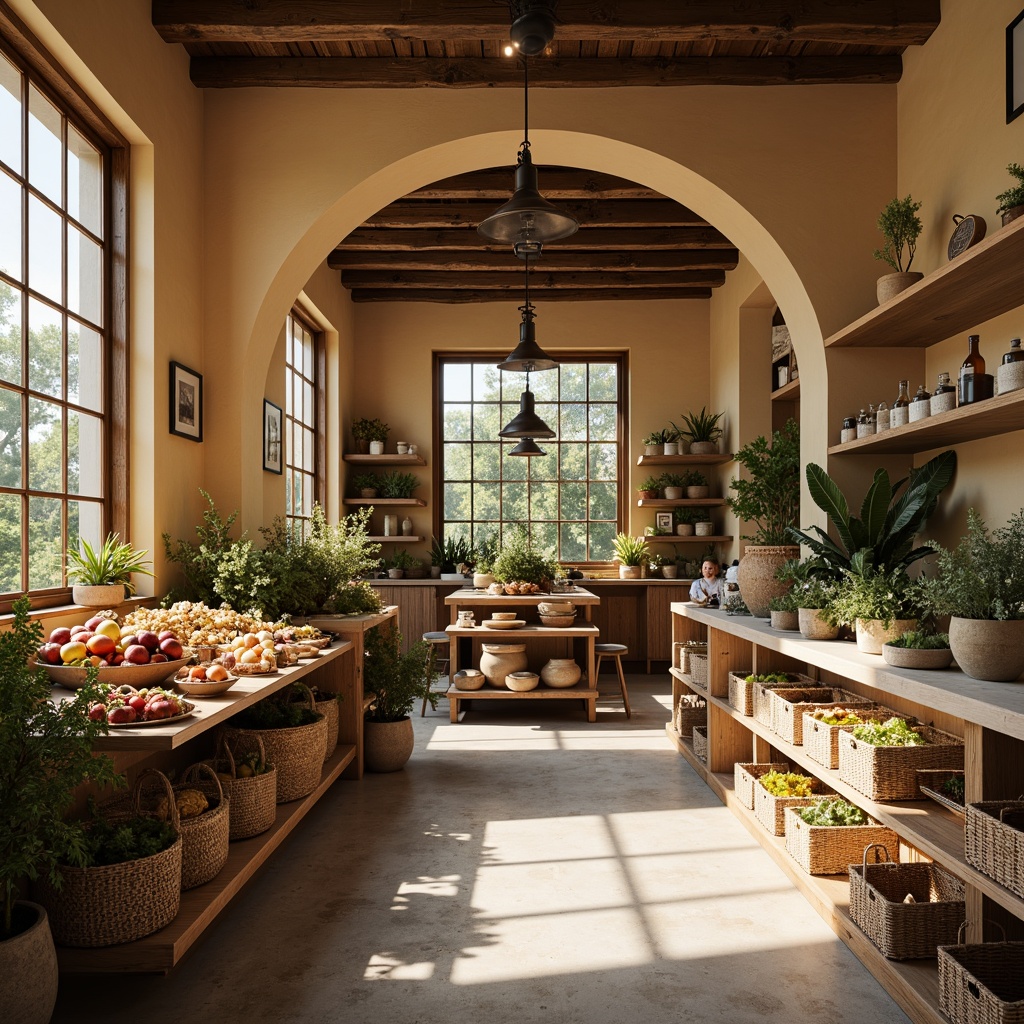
(796, 798), (868, 827)
(35, 614), (185, 668)
(758, 770), (814, 797)
(851, 717), (926, 746)
(218, 631), (278, 674)
(811, 707), (865, 727)
(122, 601), (274, 648)
(744, 672), (793, 683)
(85, 684), (193, 725)
(154, 788), (208, 821)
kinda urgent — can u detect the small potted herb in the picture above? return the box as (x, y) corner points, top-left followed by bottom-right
(683, 469), (709, 499)
(491, 526), (560, 589)
(66, 532), (154, 609)
(352, 417), (389, 454)
(794, 578), (841, 640)
(377, 471), (419, 499)
(642, 431), (667, 457)
(673, 507), (699, 536)
(882, 630), (953, 670)
(659, 472), (686, 500)
(996, 162), (1024, 226)
(872, 195), (923, 304)
(829, 566), (923, 655)
(350, 472), (380, 498)
(637, 476), (662, 500)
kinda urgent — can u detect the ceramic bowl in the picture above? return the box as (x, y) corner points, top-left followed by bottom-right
(482, 619), (526, 630)
(453, 669), (485, 691)
(538, 602), (574, 616)
(505, 671), (539, 692)
(539, 613), (576, 628)
(173, 672), (239, 696)
(492, 611), (519, 621)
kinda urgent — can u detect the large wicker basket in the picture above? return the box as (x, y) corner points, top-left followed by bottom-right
(727, 671), (813, 717)
(692, 725), (708, 764)
(965, 800), (1024, 901)
(37, 769), (182, 947)
(784, 804), (898, 876)
(754, 776), (834, 836)
(205, 733), (278, 841)
(734, 762), (789, 810)
(938, 933), (1024, 1024)
(673, 694), (707, 738)
(311, 688), (340, 762)
(223, 683), (327, 803)
(849, 844), (965, 960)
(803, 707), (911, 770)
(753, 678), (824, 729)
(174, 763), (230, 889)
(838, 724), (965, 801)
(770, 687), (873, 745)
(675, 640), (707, 674)
(688, 652), (709, 692)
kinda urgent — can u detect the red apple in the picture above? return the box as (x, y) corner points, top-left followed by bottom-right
(123, 644), (151, 665)
(111, 653), (124, 665)
(150, 653), (167, 663)
(73, 631), (94, 646)
(146, 699), (175, 719)
(160, 637), (184, 660)
(127, 695), (147, 715)
(37, 642), (63, 664)
(137, 630), (160, 652)
(84, 615), (105, 631)
(87, 703), (107, 722)
(107, 705), (136, 724)
(158, 630), (177, 643)
(49, 627), (72, 646)
(86, 634), (116, 658)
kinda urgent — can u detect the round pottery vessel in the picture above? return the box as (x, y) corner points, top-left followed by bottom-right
(686, 485), (710, 499)
(505, 670), (539, 692)
(538, 601), (573, 615)
(541, 658), (582, 688)
(619, 565), (643, 579)
(695, 522), (714, 537)
(876, 271), (923, 305)
(882, 644), (954, 670)
(473, 573), (495, 589)
(540, 613), (575, 627)
(770, 609), (799, 631)
(676, 523), (695, 536)
(737, 545), (800, 618)
(0, 901), (58, 1024)
(663, 486), (683, 500)
(453, 669), (485, 691)
(688, 441), (719, 455)
(364, 717), (415, 772)
(662, 565), (678, 579)
(72, 583), (125, 609)
(479, 643), (528, 688)
(491, 611), (518, 620)
(855, 618), (919, 655)
(949, 617), (1024, 682)
(798, 607), (840, 641)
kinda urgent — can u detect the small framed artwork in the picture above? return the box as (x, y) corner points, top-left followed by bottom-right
(1008, 8), (1024, 123)
(655, 511), (674, 533)
(169, 360), (202, 442)
(263, 399), (283, 474)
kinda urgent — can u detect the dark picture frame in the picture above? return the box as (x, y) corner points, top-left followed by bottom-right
(1008, 8), (1024, 123)
(655, 511), (674, 533)
(263, 399), (283, 474)
(169, 360), (202, 442)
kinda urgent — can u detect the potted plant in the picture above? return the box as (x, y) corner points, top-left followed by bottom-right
(882, 630), (954, 671)
(996, 162), (1024, 226)
(663, 426), (681, 457)
(725, 419), (801, 617)
(766, 558), (820, 631)
(918, 507), (1024, 681)
(472, 534), (499, 589)
(642, 430), (668, 457)
(872, 195), (923, 304)
(350, 472), (379, 498)
(694, 510), (715, 537)
(1, 598), (121, 1021)
(673, 506), (699, 536)
(385, 548), (416, 579)
(66, 532), (154, 610)
(829, 563), (923, 654)
(683, 469), (709, 499)
(794, 577), (841, 640)
(362, 625), (433, 772)
(435, 535), (473, 579)
(637, 476), (662, 500)
(377, 470), (419, 499)
(659, 472), (686, 500)
(673, 407), (724, 455)
(428, 536), (445, 578)
(767, 590), (800, 631)
(491, 526), (560, 589)
(352, 417), (389, 455)
(612, 533), (649, 579)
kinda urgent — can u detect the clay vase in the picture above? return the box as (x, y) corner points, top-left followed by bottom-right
(855, 618), (918, 655)
(479, 643), (528, 688)
(0, 902), (58, 1024)
(364, 717), (415, 772)
(798, 607), (840, 641)
(876, 271), (923, 305)
(737, 545), (799, 618)
(541, 658), (582, 689)
(949, 617), (1024, 681)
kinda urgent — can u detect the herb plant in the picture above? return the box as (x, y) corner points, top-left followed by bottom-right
(350, 472), (380, 493)
(726, 419), (800, 545)
(673, 407), (724, 445)
(352, 417), (389, 442)
(744, 672), (794, 684)
(851, 717), (925, 747)
(492, 525), (560, 585)
(887, 630), (950, 650)
(996, 163), (1024, 215)
(81, 814), (177, 867)
(941, 775), (965, 804)
(797, 799), (868, 827)
(638, 476), (663, 494)
(829, 565), (924, 628)
(377, 471), (419, 499)
(232, 684), (322, 730)
(872, 195), (923, 272)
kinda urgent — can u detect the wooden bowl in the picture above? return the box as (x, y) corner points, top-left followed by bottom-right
(39, 656), (194, 691)
(482, 619), (526, 630)
(540, 614), (576, 628)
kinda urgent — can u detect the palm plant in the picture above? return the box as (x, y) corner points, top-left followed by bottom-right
(66, 533), (153, 592)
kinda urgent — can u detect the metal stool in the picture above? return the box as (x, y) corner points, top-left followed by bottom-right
(421, 631), (451, 716)
(594, 643), (631, 718)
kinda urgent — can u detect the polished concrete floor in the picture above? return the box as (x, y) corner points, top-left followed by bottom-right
(55, 677), (908, 1024)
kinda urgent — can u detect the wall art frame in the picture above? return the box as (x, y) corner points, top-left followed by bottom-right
(263, 399), (283, 474)
(169, 360), (202, 442)
(1008, 8), (1024, 123)
(655, 511), (674, 533)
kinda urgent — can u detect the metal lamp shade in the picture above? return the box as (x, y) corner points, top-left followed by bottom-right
(508, 437), (547, 457)
(499, 388), (555, 439)
(498, 315), (557, 372)
(477, 149), (578, 244)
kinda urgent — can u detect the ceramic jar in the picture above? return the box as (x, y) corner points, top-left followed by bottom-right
(541, 658), (581, 689)
(479, 643), (528, 688)
(453, 669), (485, 691)
(473, 572), (495, 589)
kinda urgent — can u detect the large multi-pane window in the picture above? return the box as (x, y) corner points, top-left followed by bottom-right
(0, 41), (116, 606)
(284, 308), (322, 539)
(438, 355), (624, 563)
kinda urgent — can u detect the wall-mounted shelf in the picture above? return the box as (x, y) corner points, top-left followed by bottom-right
(637, 498), (728, 508)
(636, 453), (733, 466)
(825, 216), (1024, 349)
(342, 497), (426, 507)
(646, 534), (732, 544)
(343, 453), (426, 466)
(771, 378), (801, 402)
(367, 536), (423, 543)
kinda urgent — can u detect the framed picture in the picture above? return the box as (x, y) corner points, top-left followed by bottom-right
(263, 399), (283, 474)
(169, 361), (202, 442)
(1009, 8), (1024, 123)
(655, 511), (674, 533)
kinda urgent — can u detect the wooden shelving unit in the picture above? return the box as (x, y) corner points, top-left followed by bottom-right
(343, 453), (425, 465)
(771, 377), (801, 402)
(637, 497), (728, 507)
(342, 497), (426, 507)
(367, 535), (423, 543)
(646, 534), (732, 544)
(636, 453), (733, 466)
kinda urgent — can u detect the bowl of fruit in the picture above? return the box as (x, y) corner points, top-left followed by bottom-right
(85, 684), (196, 726)
(35, 615), (192, 690)
(173, 662), (238, 696)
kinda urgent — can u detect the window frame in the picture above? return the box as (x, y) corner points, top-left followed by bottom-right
(431, 350), (628, 566)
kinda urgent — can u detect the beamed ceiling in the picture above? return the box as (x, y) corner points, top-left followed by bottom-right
(153, 1), (940, 303)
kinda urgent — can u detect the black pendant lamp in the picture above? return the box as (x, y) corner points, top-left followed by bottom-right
(508, 437), (547, 457)
(498, 257), (557, 372)
(499, 371), (555, 441)
(477, 5), (578, 248)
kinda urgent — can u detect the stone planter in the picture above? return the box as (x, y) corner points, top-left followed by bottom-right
(479, 643), (528, 688)
(876, 271), (923, 305)
(387, 568), (404, 579)
(619, 565), (643, 579)
(770, 609), (799, 631)
(662, 564), (678, 579)
(949, 617), (1024, 681)
(686, 485), (710, 499)
(359, 488), (378, 498)
(541, 658), (582, 688)
(644, 444), (661, 456)
(881, 644), (954, 670)
(453, 669), (485, 690)
(364, 717), (415, 772)
(854, 618), (918, 655)
(798, 607), (840, 640)
(663, 486), (683, 500)
(72, 583), (125, 609)
(694, 522), (714, 537)
(676, 523), (694, 537)
(688, 441), (719, 455)
(0, 901), (58, 1024)
(737, 544), (799, 618)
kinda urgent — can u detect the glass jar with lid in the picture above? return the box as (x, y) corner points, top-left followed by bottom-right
(998, 338), (1024, 395)
(930, 372), (956, 415)
(840, 416), (857, 444)
(909, 383), (932, 422)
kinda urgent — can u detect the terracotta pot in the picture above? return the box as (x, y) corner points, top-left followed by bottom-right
(798, 607), (840, 640)
(854, 618), (918, 655)
(949, 617), (1024, 681)
(619, 565), (643, 579)
(881, 644), (954, 670)
(72, 583), (125, 609)
(637, 489), (657, 500)
(479, 643), (528, 688)
(736, 545), (799, 617)
(364, 717), (415, 772)
(688, 441), (719, 455)
(0, 902), (58, 1024)
(541, 658), (581, 688)
(876, 271), (923, 305)
(770, 609), (799, 631)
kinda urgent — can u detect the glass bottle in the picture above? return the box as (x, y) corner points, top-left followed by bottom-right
(841, 416), (857, 444)
(891, 379), (911, 428)
(958, 335), (985, 405)
(930, 372), (956, 415)
(909, 383), (931, 422)
(855, 408), (870, 439)
(1003, 338), (1023, 363)
(875, 400), (890, 432)
(998, 338), (1024, 395)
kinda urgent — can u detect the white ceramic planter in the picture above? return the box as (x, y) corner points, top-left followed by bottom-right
(854, 618), (918, 655)
(368, 441), (385, 455)
(694, 522), (714, 537)
(72, 583), (125, 609)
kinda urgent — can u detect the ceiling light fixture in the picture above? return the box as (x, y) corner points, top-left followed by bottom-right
(498, 257), (557, 372)
(499, 370), (555, 442)
(508, 437), (547, 457)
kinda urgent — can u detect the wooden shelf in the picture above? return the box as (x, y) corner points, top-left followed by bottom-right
(637, 497), (728, 507)
(342, 497), (426, 507)
(56, 743), (357, 974)
(825, 216), (1024, 349)
(343, 453), (425, 465)
(771, 378), (801, 401)
(636, 453), (733, 466)
(645, 534), (732, 543)
(367, 535), (423, 543)
(827, 386), (1024, 455)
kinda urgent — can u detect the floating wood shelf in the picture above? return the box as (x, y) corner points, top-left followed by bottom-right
(343, 453), (426, 465)
(771, 378), (801, 401)
(637, 497), (728, 507)
(367, 535), (423, 543)
(645, 534), (731, 543)
(636, 453), (733, 466)
(342, 497), (426, 506)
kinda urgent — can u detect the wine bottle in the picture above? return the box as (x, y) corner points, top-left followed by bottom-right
(958, 335), (985, 405)
(891, 380), (911, 428)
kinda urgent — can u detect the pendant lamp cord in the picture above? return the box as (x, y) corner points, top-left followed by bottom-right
(521, 56), (530, 159)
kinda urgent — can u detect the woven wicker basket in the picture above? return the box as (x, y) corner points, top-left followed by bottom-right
(205, 733), (277, 841)
(838, 724), (965, 801)
(175, 763), (230, 890)
(784, 805), (898, 875)
(965, 800), (1024, 901)
(692, 725), (708, 764)
(771, 687), (873, 745)
(734, 762), (789, 810)
(37, 769), (182, 947)
(803, 707), (910, 770)
(311, 689), (340, 761)
(754, 776), (834, 836)
(727, 671), (812, 717)
(938, 933), (1024, 1024)
(223, 683), (327, 803)
(688, 653), (709, 692)
(673, 695), (707, 738)
(753, 678), (824, 729)
(849, 844), (965, 960)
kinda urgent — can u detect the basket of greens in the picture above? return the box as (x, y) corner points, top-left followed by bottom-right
(803, 706), (914, 770)
(727, 670), (814, 717)
(784, 798), (898, 875)
(754, 770), (834, 835)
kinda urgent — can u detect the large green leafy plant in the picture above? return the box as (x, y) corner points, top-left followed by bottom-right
(363, 626), (433, 722)
(727, 419), (800, 545)
(492, 525), (560, 585)
(829, 565), (924, 628)
(0, 598), (121, 938)
(788, 450), (956, 578)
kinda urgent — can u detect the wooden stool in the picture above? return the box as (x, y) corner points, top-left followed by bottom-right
(594, 643), (631, 718)
(422, 631), (451, 716)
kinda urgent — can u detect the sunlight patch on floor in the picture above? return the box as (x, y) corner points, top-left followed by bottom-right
(365, 954), (436, 980)
(425, 724), (564, 750)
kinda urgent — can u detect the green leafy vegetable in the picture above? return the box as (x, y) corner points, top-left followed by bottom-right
(744, 673), (794, 684)
(758, 771), (814, 797)
(811, 708), (863, 727)
(81, 815), (177, 867)
(940, 775), (965, 804)
(851, 717), (925, 747)
(797, 799), (868, 827)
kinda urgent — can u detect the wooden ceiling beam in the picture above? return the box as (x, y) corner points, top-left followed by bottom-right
(349, 287), (714, 303)
(190, 54), (902, 88)
(327, 249), (741, 271)
(405, 169), (666, 201)
(339, 270), (726, 289)
(155, 1), (940, 47)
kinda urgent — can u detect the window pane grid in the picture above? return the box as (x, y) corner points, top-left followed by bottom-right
(439, 357), (622, 563)
(284, 309), (321, 536)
